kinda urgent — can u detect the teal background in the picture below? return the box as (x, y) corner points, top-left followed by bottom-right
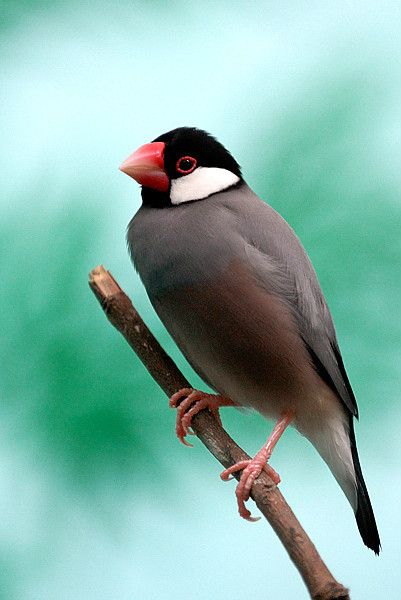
(1, 1), (400, 598)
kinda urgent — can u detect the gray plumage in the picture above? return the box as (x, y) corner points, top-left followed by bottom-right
(125, 130), (380, 553)
(129, 184), (354, 413)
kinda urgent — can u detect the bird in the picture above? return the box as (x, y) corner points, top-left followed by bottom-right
(119, 126), (380, 553)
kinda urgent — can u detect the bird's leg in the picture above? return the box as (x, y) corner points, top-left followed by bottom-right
(169, 388), (234, 447)
(220, 410), (295, 521)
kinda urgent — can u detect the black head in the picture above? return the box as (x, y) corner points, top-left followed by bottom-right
(153, 127), (241, 179)
(119, 127), (242, 208)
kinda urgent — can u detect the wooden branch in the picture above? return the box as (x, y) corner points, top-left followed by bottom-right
(89, 265), (350, 600)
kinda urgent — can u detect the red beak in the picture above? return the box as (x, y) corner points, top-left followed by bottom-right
(119, 142), (170, 192)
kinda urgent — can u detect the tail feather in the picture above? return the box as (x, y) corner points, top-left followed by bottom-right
(348, 415), (381, 554)
(305, 407), (381, 554)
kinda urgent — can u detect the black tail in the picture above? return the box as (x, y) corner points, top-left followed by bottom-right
(349, 415), (381, 554)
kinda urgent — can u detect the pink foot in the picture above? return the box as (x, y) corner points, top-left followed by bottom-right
(220, 457), (280, 521)
(221, 460), (281, 485)
(169, 388), (234, 446)
(220, 410), (295, 521)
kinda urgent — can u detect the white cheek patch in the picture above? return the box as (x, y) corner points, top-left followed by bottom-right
(170, 167), (240, 205)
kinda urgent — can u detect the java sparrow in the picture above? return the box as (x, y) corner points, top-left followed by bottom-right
(119, 127), (380, 553)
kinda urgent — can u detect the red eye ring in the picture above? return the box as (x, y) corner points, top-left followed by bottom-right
(176, 156), (197, 174)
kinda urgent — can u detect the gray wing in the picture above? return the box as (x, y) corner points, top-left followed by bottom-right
(238, 187), (358, 418)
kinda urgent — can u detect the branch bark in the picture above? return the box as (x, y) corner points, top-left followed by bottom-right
(89, 265), (350, 600)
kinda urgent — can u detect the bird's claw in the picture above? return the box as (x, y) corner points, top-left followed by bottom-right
(220, 457), (280, 521)
(169, 388), (229, 446)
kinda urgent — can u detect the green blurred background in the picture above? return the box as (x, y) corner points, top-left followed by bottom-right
(1, 1), (400, 598)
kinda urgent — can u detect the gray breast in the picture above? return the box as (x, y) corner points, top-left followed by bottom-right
(127, 185), (321, 416)
(127, 188), (247, 299)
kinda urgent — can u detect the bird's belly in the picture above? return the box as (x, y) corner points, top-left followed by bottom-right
(152, 261), (325, 421)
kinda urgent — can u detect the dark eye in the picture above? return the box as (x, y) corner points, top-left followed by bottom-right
(176, 156), (197, 174)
